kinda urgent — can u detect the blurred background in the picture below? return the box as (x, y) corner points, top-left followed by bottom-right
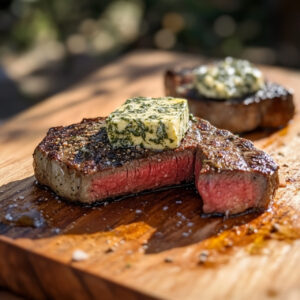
(0, 0), (299, 121)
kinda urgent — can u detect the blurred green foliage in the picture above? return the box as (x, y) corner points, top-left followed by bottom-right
(0, 0), (299, 118)
(0, 0), (299, 67)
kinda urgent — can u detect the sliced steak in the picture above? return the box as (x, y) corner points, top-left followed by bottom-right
(165, 69), (295, 133)
(194, 120), (278, 214)
(33, 117), (279, 215)
(33, 117), (197, 203)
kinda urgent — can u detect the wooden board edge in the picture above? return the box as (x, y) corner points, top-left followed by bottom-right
(0, 238), (159, 300)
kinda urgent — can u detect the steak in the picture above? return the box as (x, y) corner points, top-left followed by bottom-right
(165, 68), (295, 133)
(33, 117), (279, 215)
(194, 120), (278, 214)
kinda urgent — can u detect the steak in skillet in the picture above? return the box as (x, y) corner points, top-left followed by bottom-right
(33, 117), (279, 215)
(165, 68), (295, 133)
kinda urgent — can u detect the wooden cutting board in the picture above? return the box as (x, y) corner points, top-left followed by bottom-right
(0, 50), (299, 300)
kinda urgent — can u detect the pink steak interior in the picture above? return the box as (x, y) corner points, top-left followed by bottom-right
(90, 151), (195, 200)
(196, 171), (266, 214)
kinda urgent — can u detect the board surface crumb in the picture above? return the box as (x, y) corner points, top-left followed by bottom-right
(72, 249), (89, 261)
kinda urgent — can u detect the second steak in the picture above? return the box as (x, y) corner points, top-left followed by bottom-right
(165, 69), (295, 133)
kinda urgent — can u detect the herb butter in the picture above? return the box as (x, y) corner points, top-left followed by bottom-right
(106, 97), (189, 150)
(194, 57), (264, 99)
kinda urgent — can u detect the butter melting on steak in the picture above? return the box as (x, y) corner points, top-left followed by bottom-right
(33, 117), (279, 215)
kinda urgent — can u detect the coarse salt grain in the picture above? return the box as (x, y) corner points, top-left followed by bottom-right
(72, 249), (89, 262)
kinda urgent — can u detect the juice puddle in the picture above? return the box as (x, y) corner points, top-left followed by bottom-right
(3, 208), (45, 228)
(190, 200), (300, 267)
(0, 177), (299, 270)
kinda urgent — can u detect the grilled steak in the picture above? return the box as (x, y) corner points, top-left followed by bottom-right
(33, 117), (279, 214)
(165, 69), (295, 133)
(194, 120), (278, 214)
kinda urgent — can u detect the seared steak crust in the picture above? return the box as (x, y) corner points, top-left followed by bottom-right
(195, 119), (277, 174)
(165, 68), (295, 133)
(37, 117), (199, 174)
(33, 117), (279, 214)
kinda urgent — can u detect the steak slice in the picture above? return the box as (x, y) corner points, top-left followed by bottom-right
(194, 120), (278, 214)
(165, 68), (295, 133)
(33, 117), (279, 215)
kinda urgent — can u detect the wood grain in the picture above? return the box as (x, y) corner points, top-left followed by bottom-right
(0, 50), (300, 300)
